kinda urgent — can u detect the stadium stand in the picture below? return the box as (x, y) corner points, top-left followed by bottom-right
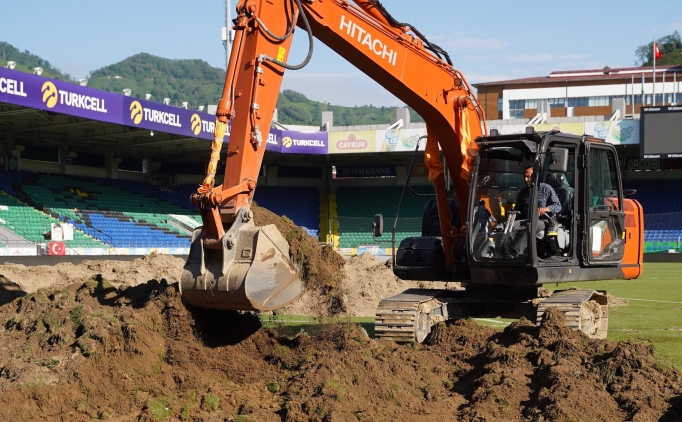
(0, 189), (104, 249)
(626, 180), (682, 252)
(252, 186), (320, 237)
(0, 171), (193, 248)
(174, 184), (321, 237)
(335, 186), (433, 248)
(2, 167), (675, 255)
(0, 171), (322, 249)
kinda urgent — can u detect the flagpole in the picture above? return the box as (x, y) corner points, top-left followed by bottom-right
(631, 74), (635, 114)
(641, 73), (645, 113)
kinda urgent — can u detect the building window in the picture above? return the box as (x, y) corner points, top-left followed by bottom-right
(588, 96), (610, 107)
(497, 98), (503, 112)
(509, 100), (525, 118)
(625, 95), (643, 105)
(568, 97), (587, 107)
(548, 98), (565, 108)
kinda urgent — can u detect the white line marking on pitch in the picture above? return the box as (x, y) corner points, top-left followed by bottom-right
(619, 298), (682, 304)
(475, 318), (511, 325)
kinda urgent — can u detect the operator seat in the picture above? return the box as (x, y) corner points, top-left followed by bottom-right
(545, 172), (574, 216)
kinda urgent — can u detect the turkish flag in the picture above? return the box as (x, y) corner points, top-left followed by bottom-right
(48, 241), (65, 256)
(654, 42), (663, 61)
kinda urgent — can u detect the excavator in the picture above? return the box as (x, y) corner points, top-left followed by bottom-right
(180, 0), (644, 342)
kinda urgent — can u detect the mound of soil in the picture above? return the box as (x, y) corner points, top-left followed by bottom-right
(281, 252), (457, 317)
(0, 253), (183, 294)
(0, 250), (427, 319)
(0, 277), (680, 421)
(253, 204), (347, 315)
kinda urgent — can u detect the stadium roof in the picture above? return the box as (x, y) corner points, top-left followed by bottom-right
(474, 65), (682, 87)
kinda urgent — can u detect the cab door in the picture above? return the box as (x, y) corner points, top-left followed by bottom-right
(584, 143), (625, 264)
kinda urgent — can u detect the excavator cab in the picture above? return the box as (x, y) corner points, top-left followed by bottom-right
(467, 129), (636, 285)
(469, 134), (573, 262)
(392, 129), (639, 286)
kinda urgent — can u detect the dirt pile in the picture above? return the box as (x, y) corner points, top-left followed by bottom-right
(282, 252), (456, 317)
(1, 278), (680, 421)
(0, 253), (184, 294)
(252, 204), (347, 315)
(0, 249), (428, 318)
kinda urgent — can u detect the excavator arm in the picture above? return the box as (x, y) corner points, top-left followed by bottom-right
(181, 0), (486, 311)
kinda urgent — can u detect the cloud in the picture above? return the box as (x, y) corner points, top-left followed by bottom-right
(281, 71), (404, 107)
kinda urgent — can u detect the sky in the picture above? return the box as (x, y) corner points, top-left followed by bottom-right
(2, 0), (681, 107)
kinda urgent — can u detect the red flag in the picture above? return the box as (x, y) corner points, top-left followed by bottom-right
(48, 241), (65, 256)
(654, 42), (663, 61)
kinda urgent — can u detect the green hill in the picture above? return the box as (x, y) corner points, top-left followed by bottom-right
(88, 53), (225, 110)
(1, 43), (420, 125)
(276, 89), (423, 126)
(0, 42), (72, 81)
(89, 53), (423, 125)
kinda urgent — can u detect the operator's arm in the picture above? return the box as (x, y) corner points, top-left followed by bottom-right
(538, 184), (561, 216)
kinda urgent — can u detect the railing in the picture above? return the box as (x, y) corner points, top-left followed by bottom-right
(337, 216), (423, 234)
(0, 233), (34, 248)
(0, 221), (37, 246)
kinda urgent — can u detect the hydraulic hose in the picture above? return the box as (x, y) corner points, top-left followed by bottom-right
(370, 0), (453, 66)
(255, 2), (298, 41)
(258, 0), (313, 70)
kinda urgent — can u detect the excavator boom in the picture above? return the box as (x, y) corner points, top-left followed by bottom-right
(181, 0), (487, 311)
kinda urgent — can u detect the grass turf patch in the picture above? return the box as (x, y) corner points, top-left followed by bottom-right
(270, 263), (682, 370)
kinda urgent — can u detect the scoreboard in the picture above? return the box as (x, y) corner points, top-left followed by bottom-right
(641, 106), (682, 158)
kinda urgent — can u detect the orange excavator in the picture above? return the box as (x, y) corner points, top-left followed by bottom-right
(180, 0), (644, 342)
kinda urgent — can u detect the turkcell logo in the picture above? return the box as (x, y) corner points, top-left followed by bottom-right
(190, 114), (215, 136)
(129, 100), (181, 128)
(190, 114), (201, 135)
(282, 136), (325, 148)
(41, 82), (58, 108)
(42, 81), (107, 112)
(130, 101), (143, 124)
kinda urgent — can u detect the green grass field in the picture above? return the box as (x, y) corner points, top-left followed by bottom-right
(263, 263), (682, 370)
(578, 263), (682, 369)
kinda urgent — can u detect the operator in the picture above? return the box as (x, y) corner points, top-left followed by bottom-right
(508, 166), (561, 256)
(514, 166), (561, 219)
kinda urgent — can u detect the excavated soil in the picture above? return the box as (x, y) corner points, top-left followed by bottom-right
(0, 211), (680, 420)
(0, 278), (680, 421)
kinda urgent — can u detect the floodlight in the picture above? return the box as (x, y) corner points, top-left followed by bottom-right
(79, 78), (88, 87)
(150, 131), (154, 137)
(144, 94), (151, 100)
(5, 61), (16, 70)
(181, 102), (188, 109)
(163, 98), (170, 105)
(33, 67), (43, 75)
(198, 105), (205, 112)
(123, 89), (132, 96)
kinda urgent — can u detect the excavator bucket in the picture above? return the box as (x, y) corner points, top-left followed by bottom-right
(180, 209), (304, 311)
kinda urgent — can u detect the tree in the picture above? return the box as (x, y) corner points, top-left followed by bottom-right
(635, 31), (682, 66)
